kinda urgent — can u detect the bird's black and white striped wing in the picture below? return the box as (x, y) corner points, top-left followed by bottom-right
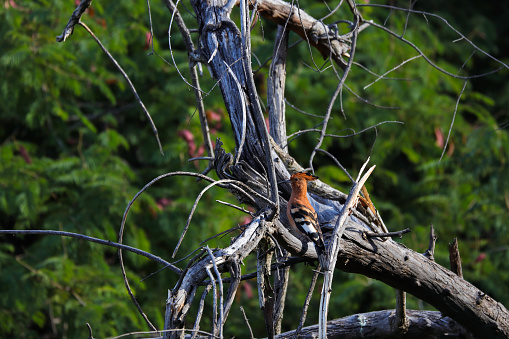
(289, 203), (325, 249)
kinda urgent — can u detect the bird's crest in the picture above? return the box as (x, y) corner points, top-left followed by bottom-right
(290, 172), (319, 182)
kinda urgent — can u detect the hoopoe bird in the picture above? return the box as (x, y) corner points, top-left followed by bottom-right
(285, 172), (326, 255)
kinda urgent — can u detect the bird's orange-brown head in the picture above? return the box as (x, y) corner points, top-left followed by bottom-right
(289, 172), (319, 183)
(284, 172), (318, 198)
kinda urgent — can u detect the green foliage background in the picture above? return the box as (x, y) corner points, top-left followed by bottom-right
(1, 0), (508, 337)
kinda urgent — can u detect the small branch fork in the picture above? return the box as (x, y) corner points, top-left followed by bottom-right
(164, 211), (271, 339)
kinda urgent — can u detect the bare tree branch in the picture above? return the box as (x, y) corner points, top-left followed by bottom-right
(245, 0), (351, 69)
(319, 160), (376, 338)
(295, 265), (320, 336)
(0, 230), (181, 273)
(358, 3), (509, 71)
(164, 211), (271, 338)
(275, 310), (469, 338)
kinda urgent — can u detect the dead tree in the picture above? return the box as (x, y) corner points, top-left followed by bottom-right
(52, 0), (509, 338)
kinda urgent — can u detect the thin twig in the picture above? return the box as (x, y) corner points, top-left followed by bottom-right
(240, 306), (255, 339)
(439, 80), (467, 162)
(365, 228), (411, 238)
(78, 22), (164, 155)
(216, 200), (254, 215)
(191, 284), (213, 339)
(222, 262), (242, 325)
(367, 20), (506, 79)
(358, 4), (509, 71)
(86, 323), (94, 339)
(363, 55), (422, 90)
(285, 98), (324, 118)
(321, 0), (345, 21)
(286, 120), (404, 147)
(309, 19), (359, 172)
(295, 266), (320, 337)
(167, 0), (204, 93)
(316, 149), (354, 183)
(206, 246), (224, 338)
(354, 61), (421, 82)
(319, 156), (376, 338)
(401, 0), (417, 38)
(191, 64), (215, 161)
(0, 230), (181, 273)
(294, 0), (320, 71)
(173, 178), (266, 258)
(145, 0), (155, 54)
(206, 266), (219, 336)
(345, 84), (401, 110)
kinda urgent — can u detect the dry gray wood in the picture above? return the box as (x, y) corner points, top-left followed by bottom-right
(274, 310), (470, 338)
(164, 213), (270, 339)
(268, 26), (289, 150)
